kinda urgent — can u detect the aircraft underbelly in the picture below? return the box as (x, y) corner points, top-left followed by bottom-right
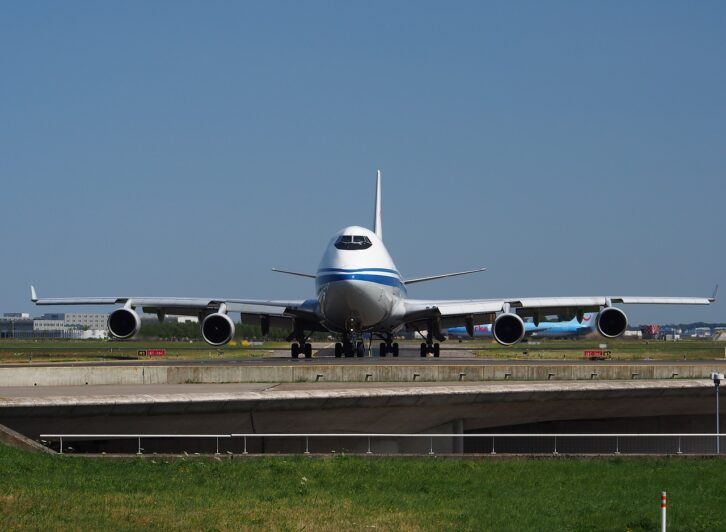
(319, 280), (394, 331)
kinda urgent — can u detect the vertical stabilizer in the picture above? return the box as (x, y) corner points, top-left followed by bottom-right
(373, 169), (383, 240)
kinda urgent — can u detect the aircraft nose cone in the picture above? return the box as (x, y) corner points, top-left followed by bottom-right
(320, 279), (387, 331)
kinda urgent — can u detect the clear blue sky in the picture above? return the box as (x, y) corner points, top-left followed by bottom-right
(1, 1), (724, 325)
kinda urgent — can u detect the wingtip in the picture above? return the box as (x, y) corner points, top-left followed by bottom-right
(30, 285), (38, 303)
(710, 284), (719, 302)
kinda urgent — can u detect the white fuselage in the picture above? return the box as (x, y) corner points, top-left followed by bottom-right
(315, 226), (406, 334)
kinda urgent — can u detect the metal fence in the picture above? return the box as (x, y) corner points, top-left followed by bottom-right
(38, 432), (726, 456)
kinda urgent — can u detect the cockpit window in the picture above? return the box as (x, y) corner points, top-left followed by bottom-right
(334, 235), (373, 250)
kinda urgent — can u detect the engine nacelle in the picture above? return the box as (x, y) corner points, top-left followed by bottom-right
(492, 313), (526, 346)
(201, 312), (235, 346)
(107, 308), (141, 339)
(596, 307), (628, 338)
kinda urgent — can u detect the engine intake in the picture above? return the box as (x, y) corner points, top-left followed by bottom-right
(597, 307), (628, 338)
(108, 308), (141, 339)
(201, 313), (235, 346)
(492, 313), (526, 346)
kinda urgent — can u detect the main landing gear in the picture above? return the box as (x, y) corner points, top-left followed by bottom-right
(417, 324), (442, 358)
(420, 342), (440, 357)
(291, 342), (313, 359)
(288, 323), (313, 359)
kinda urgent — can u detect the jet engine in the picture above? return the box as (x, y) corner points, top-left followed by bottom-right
(596, 307), (628, 338)
(201, 312), (235, 346)
(492, 313), (526, 346)
(107, 308), (141, 339)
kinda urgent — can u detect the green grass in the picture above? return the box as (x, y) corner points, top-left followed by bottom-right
(1, 445), (725, 530)
(1, 338), (725, 364)
(0, 339), (288, 363)
(466, 338), (726, 361)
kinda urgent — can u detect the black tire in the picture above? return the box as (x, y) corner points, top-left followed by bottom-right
(334, 342), (343, 358)
(356, 341), (365, 357)
(392, 342), (399, 357)
(304, 343), (312, 358)
(379, 342), (387, 357)
(433, 343), (440, 358)
(420, 342), (427, 357)
(291, 342), (300, 359)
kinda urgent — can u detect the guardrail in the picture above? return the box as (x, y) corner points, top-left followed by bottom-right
(38, 433), (726, 456)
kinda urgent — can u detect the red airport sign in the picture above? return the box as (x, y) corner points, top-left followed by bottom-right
(138, 349), (167, 357)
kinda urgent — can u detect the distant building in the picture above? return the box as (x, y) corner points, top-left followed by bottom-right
(0, 317), (34, 338)
(64, 313), (108, 331)
(693, 327), (712, 338)
(33, 319), (67, 331)
(0, 311), (108, 339)
(40, 313), (65, 321)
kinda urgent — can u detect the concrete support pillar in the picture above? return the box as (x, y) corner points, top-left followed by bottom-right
(453, 418), (464, 454)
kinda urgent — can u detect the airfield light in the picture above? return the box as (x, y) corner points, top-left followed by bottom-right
(711, 372), (724, 454)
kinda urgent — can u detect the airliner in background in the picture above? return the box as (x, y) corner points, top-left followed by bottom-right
(32, 171), (716, 359)
(447, 313), (597, 340)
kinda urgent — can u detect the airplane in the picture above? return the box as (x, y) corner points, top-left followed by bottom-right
(31, 171), (716, 359)
(447, 312), (598, 340)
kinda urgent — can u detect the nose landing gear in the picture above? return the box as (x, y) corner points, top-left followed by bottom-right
(377, 333), (399, 357)
(334, 337), (366, 357)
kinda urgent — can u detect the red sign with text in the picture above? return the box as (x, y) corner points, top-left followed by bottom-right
(138, 349), (167, 357)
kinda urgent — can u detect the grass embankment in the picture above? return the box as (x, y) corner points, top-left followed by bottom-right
(0, 339), (289, 364)
(468, 338), (726, 361)
(0, 338), (724, 364)
(1, 445), (725, 531)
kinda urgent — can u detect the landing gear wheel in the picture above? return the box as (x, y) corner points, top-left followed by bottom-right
(304, 343), (312, 358)
(344, 341), (354, 358)
(420, 342), (427, 357)
(379, 342), (387, 357)
(334, 342), (343, 358)
(291, 342), (300, 359)
(392, 342), (399, 357)
(433, 343), (440, 358)
(356, 341), (365, 357)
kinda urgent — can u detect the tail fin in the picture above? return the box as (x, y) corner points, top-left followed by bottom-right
(373, 169), (383, 240)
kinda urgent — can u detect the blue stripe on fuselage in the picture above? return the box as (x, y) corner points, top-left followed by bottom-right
(317, 267), (400, 275)
(316, 273), (406, 292)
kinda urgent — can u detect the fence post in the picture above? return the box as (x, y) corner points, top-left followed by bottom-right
(216, 437), (220, 455)
(429, 437), (434, 455)
(304, 436), (310, 455)
(366, 436), (372, 455)
(661, 491), (667, 532)
(490, 436), (496, 455)
(137, 437), (142, 455)
(677, 436), (682, 455)
(243, 436), (248, 455)
(59, 436), (63, 454)
(553, 436), (558, 455)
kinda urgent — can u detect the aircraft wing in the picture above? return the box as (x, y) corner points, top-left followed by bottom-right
(30, 286), (313, 323)
(403, 292), (716, 331)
